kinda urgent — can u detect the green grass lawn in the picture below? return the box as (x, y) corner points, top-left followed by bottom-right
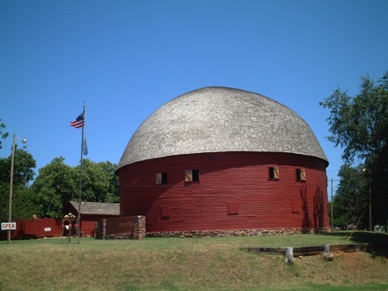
(0, 231), (387, 290)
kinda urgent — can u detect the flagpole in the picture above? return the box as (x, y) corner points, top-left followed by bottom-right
(77, 102), (86, 244)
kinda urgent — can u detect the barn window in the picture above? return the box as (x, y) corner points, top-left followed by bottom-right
(268, 166), (280, 180)
(156, 172), (168, 184)
(161, 205), (170, 219)
(185, 169), (200, 182)
(291, 201), (301, 213)
(227, 202), (238, 215)
(296, 168), (306, 182)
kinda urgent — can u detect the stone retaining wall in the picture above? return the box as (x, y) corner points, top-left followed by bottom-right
(96, 216), (146, 239)
(147, 227), (330, 238)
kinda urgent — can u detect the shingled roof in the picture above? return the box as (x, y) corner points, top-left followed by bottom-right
(69, 201), (119, 216)
(118, 87), (328, 169)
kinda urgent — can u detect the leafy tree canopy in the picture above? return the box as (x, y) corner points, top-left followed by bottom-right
(320, 72), (388, 163)
(0, 144), (119, 220)
(0, 118), (9, 149)
(332, 164), (368, 228)
(31, 157), (78, 218)
(31, 158), (119, 218)
(0, 148), (37, 221)
(75, 160), (119, 203)
(0, 148), (36, 186)
(321, 72), (388, 225)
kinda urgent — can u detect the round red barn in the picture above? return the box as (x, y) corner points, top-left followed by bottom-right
(116, 87), (330, 235)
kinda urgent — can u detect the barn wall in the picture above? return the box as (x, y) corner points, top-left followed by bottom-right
(0, 218), (62, 240)
(96, 216), (146, 239)
(118, 152), (329, 233)
(80, 214), (119, 237)
(21, 218), (62, 238)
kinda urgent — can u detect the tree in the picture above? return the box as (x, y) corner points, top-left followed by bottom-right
(95, 161), (119, 203)
(0, 147), (36, 186)
(0, 118), (9, 149)
(31, 157), (78, 218)
(30, 158), (119, 218)
(74, 159), (119, 203)
(320, 72), (388, 225)
(332, 164), (368, 228)
(0, 148), (37, 221)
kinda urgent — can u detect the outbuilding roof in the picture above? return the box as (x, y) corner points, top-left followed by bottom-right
(118, 87), (328, 169)
(69, 201), (119, 216)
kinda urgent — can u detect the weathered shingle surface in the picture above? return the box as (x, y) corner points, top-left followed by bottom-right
(118, 87), (328, 169)
(69, 201), (119, 215)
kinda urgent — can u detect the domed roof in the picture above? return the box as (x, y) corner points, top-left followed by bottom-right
(117, 87), (328, 169)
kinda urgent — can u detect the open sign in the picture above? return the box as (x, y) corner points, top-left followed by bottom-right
(1, 222), (17, 230)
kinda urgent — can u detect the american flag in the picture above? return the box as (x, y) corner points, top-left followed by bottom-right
(69, 113), (85, 128)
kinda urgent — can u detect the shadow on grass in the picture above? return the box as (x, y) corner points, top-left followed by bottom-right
(319, 230), (388, 257)
(322, 230), (388, 244)
(297, 283), (388, 291)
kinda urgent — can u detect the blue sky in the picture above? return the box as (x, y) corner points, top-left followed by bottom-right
(1, 0), (387, 193)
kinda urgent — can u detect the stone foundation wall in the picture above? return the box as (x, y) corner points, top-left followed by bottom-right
(96, 218), (329, 239)
(147, 227), (330, 238)
(96, 216), (146, 239)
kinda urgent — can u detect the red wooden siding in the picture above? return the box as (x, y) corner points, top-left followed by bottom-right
(65, 203), (120, 237)
(0, 218), (62, 240)
(80, 215), (102, 237)
(118, 152), (329, 233)
(78, 215), (119, 237)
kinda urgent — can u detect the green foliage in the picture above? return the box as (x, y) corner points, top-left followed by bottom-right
(99, 161), (119, 202)
(321, 72), (388, 225)
(31, 158), (119, 218)
(0, 148), (36, 186)
(9, 185), (40, 220)
(74, 159), (119, 203)
(320, 73), (388, 163)
(332, 164), (369, 228)
(0, 183), (10, 221)
(31, 157), (78, 218)
(0, 142), (119, 219)
(0, 118), (9, 149)
(0, 148), (36, 222)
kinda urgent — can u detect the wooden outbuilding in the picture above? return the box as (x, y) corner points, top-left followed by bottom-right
(116, 87), (330, 235)
(0, 217), (62, 240)
(66, 201), (119, 237)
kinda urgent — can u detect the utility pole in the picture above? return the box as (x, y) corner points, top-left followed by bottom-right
(7, 134), (27, 244)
